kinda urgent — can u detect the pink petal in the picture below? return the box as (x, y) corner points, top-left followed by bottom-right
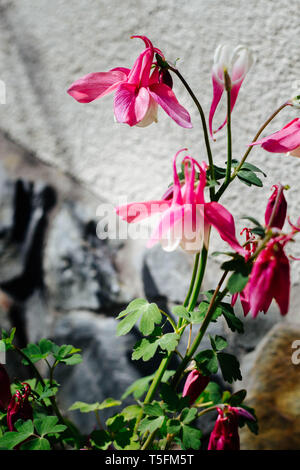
(147, 205), (184, 249)
(204, 202), (245, 255)
(209, 74), (224, 138)
(116, 200), (171, 223)
(213, 81), (243, 134)
(67, 70), (128, 103)
(273, 251), (290, 315)
(149, 83), (192, 128)
(114, 84), (150, 126)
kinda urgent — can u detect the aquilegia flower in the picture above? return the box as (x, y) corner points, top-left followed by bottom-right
(265, 184), (287, 230)
(0, 365), (12, 411)
(245, 237), (291, 318)
(209, 44), (253, 138)
(208, 406), (254, 450)
(7, 383), (33, 431)
(116, 149), (244, 254)
(67, 35), (192, 128)
(182, 369), (209, 405)
(250, 118), (300, 157)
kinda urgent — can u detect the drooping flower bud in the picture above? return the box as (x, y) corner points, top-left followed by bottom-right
(182, 369), (209, 405)
(7, 383), (33, 431)
(208, 406), (254, 450)
(0, 365), (12, 411)
(265, 184), (287, 230)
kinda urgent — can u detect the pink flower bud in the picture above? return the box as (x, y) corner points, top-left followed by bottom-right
(208, 406), (240, 450)
(182, 369), (209, 405)
(265, 184), (287, 230)
(7, 383), (33, 431)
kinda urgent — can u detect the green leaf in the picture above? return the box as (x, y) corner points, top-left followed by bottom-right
(172, 305), (191, 322)
(116, 299), (162, 337)
(121, 374), (155, 400)
(132, 337), (159, 361)
(217, 352), (242, 383)
(39, 339), (54, 355)
(59, 353), (82, 365)
(21, 437), (51, 450)
(181, 407), (198, 425)
(158, 333), (180, 353)
(159, 383), (188, 412)
(139, 416), (165, 434)
(194, 349), (218, 376)
(15, 419), (34, 435)
(237, 170), (263, 187)
(210, 335), (228, 351)
(89, 430), (112, 450)
(181, 424), (202, 450)
(220, 302), (244, 333)
(240, 215), (262, 227)
(34, 416), (61, 436)
(193, 302), (223, 323)
(234, 160), (266, 177)
(69, 398), (121, 413)
(227, 389), (247, 407)
(227, 272), (249, 294)
(121, 405), (141, 421)
(144, 402), (164, 417)
(166, 419), (182, 435)
(0, 432), (32, 450)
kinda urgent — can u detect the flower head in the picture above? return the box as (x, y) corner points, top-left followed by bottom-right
(250, 118), (300, 157)
(182, 369), (209, 405)
(116, 149), (245, 254)
(7, 383), (33, 431)
(209, 45), (253, 138)
(208, 405), (254, 450)
(265, 184), (287, 230)
(67, 36), (192, 128)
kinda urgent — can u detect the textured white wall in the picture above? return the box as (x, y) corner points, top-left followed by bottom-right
(0, 0), (300, 289)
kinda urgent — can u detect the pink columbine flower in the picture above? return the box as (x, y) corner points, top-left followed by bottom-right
(0, 365), (12, 411)
(265, 184), (287, 230)
(116, 149), (245, 254)
(208, 406), (255, 450)
(7, 383), (33, 431)
(250, 118), (300, 157)
(246, 237), (290, 318)
(67, 35), (192, 129)
(182, 369), (209, 406)
(209, 44), (253, 138)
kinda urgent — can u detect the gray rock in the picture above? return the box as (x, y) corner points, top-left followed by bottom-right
(52, 311), (141, 433)
(44, 202), (124, 312)
(143, 244), (193, 304)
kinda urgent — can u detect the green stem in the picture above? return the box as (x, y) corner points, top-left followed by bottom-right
(230, 102), (289, 183)
(183, 252), (200, 308)
(168, 65), (215, 200)
(172, 272), (229, 389)
(216, 82), (232, 200)
(187, 244), (209, 312)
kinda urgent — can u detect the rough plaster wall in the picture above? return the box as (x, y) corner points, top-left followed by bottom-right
(0, 0), (300, 302)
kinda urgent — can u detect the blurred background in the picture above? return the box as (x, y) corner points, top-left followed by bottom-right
(0, 0), (299, 449)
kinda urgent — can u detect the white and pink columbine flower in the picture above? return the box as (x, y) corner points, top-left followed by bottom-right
(67, 35), (192, 129)
(116, 149), (245, 254)
(250, 118), (300, 157)
(209, 44), (253, 138)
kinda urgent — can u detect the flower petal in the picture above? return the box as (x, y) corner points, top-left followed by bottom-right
(116, 200), (171, 223)
(209, 75), (224, 138)
(149, 83), (192, 128)
(67, 70), (128, 103)
(204, 202), (245, 254)
(114, 84), (150, 126)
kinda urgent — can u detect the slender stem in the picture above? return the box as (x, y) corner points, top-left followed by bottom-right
(186, 324), (193, 353)
(168, 65), (215, 200)
(172, 272), (229, 388)
(216, 82), (232, 200)
(134, 354), (172, 436)
(230, 102), (289, 182)
(187, 244), (209, 312)
(183, 253), (200, 308)
(159, 309), (177, 332)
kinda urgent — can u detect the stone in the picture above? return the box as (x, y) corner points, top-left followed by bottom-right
(238, 323), (300, 450)
(44, 202), (125, 312)
(143, 244), (193, 304)
(52, 311), (141, 433)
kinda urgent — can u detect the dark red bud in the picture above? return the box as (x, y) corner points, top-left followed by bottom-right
(159, 69), (173, 89)
(182, 369), (209, 405)
(265, 184), (287, 229)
